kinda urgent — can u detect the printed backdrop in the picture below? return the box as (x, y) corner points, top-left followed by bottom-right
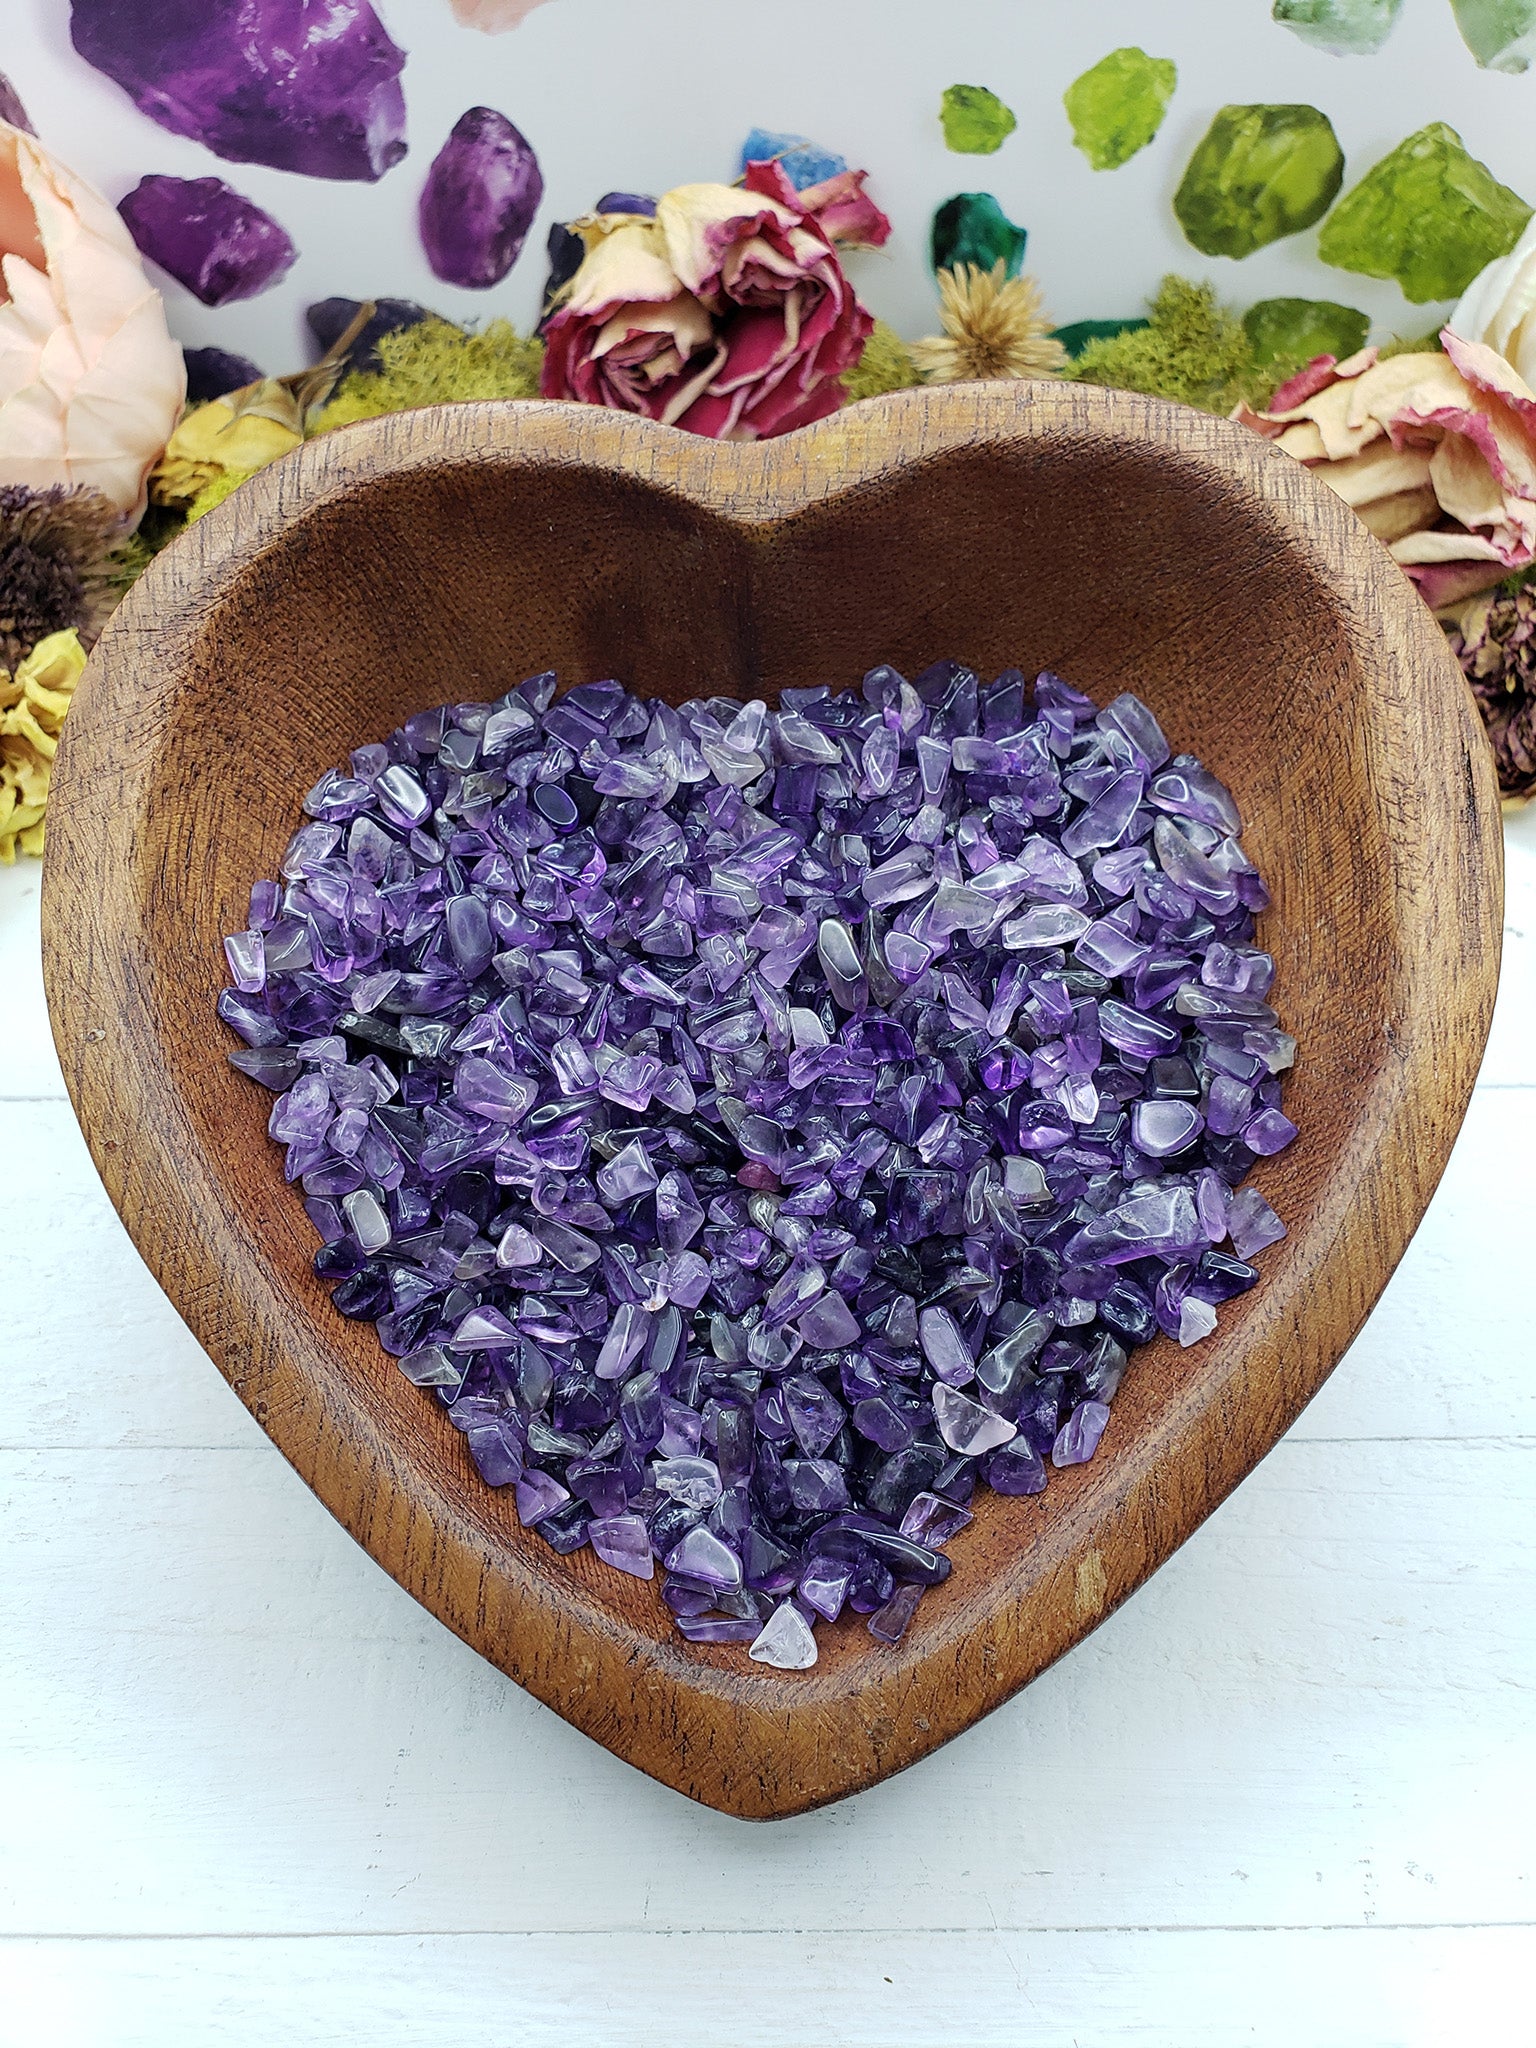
(7, 0), (1536, 372)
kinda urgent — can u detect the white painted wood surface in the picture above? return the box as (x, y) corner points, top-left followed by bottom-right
(2, 811), (1533, 2048)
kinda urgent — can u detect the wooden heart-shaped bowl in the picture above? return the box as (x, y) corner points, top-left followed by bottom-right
(43, 385), (1500, 1818)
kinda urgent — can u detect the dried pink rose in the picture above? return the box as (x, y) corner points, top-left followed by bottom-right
(0, 120), (184, 521)
(742, 157), (892, 250)
(542, 166), (877, 440)
(539, 215), (715, 421)
(1240, 332), (1536, 609)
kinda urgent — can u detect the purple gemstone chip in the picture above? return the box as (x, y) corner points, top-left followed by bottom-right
(220, 663), (1294, 1671)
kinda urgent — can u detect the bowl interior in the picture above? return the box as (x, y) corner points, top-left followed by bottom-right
(47, 391), (1499, 1813)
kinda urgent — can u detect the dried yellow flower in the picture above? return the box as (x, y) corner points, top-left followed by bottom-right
(151, 303), (377, 508)
(0, 626), (86, 861)
(911, 263), (1067, 384)
(150, 391), (302, 508)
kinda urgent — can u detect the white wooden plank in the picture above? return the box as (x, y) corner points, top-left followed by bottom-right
(4, 1077), (1531, 1453)
(0, 862), (59, 1102)
(1, 1926), (1529, 2048)
(1, 1437), (1529, 1938)
(0, 1101), (250, 1451)
(1287, 1076), (1536, 1441)
(1479, 800), (1536, 1092)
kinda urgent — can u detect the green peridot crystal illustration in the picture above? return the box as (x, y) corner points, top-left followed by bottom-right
(1242, 297), (1369, 367)
(1174, 105), (1344, 261)
(940, 83), (1018, 156)
(1448, 0), (1536, 72)
(1271, 0), (1404, 55)
(1063, 48), (1177, 171)
(1318, 122), (1532, 301)
(930, 193), (1026, 277)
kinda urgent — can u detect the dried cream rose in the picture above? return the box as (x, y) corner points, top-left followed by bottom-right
(540, 214), (719, 425)
(1451, 215), (1536, 388)
(1239, 334), (1536, 609)
(0, 119), (185, 522)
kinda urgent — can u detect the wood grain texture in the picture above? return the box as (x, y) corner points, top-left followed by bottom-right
(38, 385), (1502, 1818)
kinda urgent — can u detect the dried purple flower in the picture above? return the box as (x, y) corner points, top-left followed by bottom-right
(0, 484), (126, 670)
(1446, 581), (1536, 801)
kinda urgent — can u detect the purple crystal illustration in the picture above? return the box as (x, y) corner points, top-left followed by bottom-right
(419, 107), (543, 288)
(119, 175), (297, 306)
(0, 72), (35, 134)
(70, 0), (408, 183)
(183, 347), (265, 402)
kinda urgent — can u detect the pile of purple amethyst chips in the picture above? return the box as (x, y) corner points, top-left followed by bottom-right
(218, 663), (1296, 1671)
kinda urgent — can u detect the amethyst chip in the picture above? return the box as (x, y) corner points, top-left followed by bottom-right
(220, 662), (1295, 1672)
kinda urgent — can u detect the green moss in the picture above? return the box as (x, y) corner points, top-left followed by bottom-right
(314, 317), (544, 431)
(185, 467), (261, 524)
(109, 506), (185, 593)
(940, 83), (1018, 156)
(842, 321), (922, 402)
(1068, 275), (1274, 413)
(107, 529), (158, 592)
(1063, 48), (1177, 171)
(1376, 328), (1447, 359)
(1053, 318), (1150, 360)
